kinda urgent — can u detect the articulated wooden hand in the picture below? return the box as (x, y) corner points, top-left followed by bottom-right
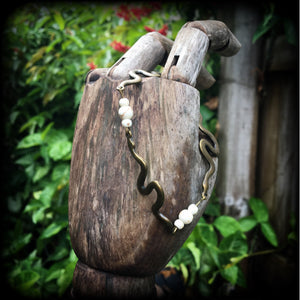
(68, 20), (240, 298)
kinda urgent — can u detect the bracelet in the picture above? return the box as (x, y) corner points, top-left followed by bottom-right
(116, 70), (219, 233)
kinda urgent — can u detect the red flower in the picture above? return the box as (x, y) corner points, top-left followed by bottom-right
(110, 41), (130, 53)
(87, 62), (97, 70)
(116, 5), (131, 21)
(130, 7), (152, 20)
(158, 24), (168, 36)
(144, 24), (168, 36)
(116, 4), (152, 21)
(144, 26), (155, 33)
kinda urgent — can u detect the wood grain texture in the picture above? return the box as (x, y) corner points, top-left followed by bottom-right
(256, 35), (298, 243)
(216, 4), (260, 218)
(186, 20), (241, 56)
(72, 261), (156, 299)
(161, 27), (209, 87)
(151, 32), (216, 90)
(107, 33), (166, 80)
(68, 74), (217, 276)
(257, 71), (297, 243)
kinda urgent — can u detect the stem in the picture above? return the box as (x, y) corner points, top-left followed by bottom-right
(247, 248), (278, 258)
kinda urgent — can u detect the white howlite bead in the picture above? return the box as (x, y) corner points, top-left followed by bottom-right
(119, 98), (129, 107)
(188, 204), (198, 215)
(121, 119), (132, 128)
(179, 209), (193, 224)
(118, 106), (133, 120)
(174, 219), (184, 230)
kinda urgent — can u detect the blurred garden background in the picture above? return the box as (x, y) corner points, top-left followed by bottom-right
(1, 1), (298, 299)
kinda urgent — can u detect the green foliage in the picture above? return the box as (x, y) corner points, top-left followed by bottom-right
(200, 51), (220, 134)
(253, 3), (297, 45)
(2, 3), (188, 298)
(249, 197), (278, 246)
(252, 3), (279, 43)
(168, 196), (279, 297)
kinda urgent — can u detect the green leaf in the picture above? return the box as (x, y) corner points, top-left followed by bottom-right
(40, 221), (68, 239)
(214, 216), (241, 237)
(46, 37), (62, 53)
(39, 183), (57, 206)
(169, 248), (194, 269)
(283, 18), (297, 46)
(249, 198), (269, 223)
(7, 195), (22, 213)
(220, 264), (239, 285)
(186, 242), (201, 270)
(208, 270), (218, 285)
(33, 191), (42, 200)
(69, 249), (78, 262)
(51, 164), (70, 181)
(200, 104), (215, 121)
(288, 231), (297, 242)
(252, 5), (278, 43)
(25, 164), (35, 178)
(207, 246), (220, 268)
(47, 247), (69, 262)
(198, 224), (218, 247)
(66, 34), (84, 48)
(199, 262), (213, 276)
(19, 115), (45, 133)
(219, 231), (248, 256)
(41, 122), (54, 140)
(44, 129), (68, 145)
(15, 153), (35, 166)
(48, 140), (72, 161)
(238, 215), (258, 232)
(45, 269), (62, 283)
(10, 111), (20, 124)
(35, 15), (51, 30)
(229, 254), (248, 264)
(180, 263), (189, 283)
(14, 270), (40, 291)
(260, 222), (278, 247)
(17, 133), (43, 149)
(43, 89), (62, 105)
(33, 165), (50, 182)
(25, 46), (47, 69)
(32, 207), (47, 224)
(54, 11), (65, 30)
(74, 91), (83, 107)
(57, 261), (77, 296)
(4, 233), (32, 256)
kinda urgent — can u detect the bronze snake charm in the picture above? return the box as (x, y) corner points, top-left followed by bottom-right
(125, 128), (175, 232)
(198, 114), (219, 202)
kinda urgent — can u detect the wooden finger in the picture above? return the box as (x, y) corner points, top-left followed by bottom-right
(161, 27), (210, 87)
(186, 20), (241, 56)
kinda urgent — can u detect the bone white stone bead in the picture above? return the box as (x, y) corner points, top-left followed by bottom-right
(119, 98), (129, 107)
(121, 119), (132, 128)
(174, 219), (184, 230)
(179, 209), (193, 224)
(188, 204), (198, 215)
(118, 106), (133, 120)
